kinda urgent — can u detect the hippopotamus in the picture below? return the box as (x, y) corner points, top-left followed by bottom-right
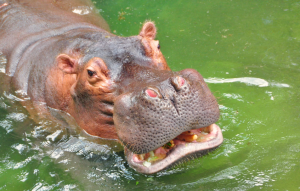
(0, 0), (223, 174)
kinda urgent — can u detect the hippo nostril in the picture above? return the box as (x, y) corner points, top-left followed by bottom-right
(145, 88), (159, 98)
(171, 76), (186, 91)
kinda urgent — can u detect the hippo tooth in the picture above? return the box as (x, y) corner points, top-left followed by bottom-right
(143, 161), (151, 167)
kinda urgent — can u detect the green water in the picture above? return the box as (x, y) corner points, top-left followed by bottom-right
(1, 0), (300, 190)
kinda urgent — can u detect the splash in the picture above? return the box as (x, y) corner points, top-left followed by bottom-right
(0, 52), (7, 73)
(72, 6), (93, 15)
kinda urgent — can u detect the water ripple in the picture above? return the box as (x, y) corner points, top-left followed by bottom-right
(205, 77), (290, 88)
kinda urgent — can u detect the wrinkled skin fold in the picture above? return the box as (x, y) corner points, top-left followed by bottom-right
(0, 0), (223, 174)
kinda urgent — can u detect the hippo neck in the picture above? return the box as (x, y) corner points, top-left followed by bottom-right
(69, 100), (118, 140)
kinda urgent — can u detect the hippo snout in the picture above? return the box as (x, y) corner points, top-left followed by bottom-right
(144, 76), (186, 99)
(113, 69), (220, 154)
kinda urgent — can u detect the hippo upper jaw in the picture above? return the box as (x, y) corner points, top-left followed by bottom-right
(113, 68), (222, 174)
(124, 124), (223, 174)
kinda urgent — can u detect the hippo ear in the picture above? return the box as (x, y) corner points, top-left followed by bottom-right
(57, 54), (78, 74)
(139, 21), (157, 40)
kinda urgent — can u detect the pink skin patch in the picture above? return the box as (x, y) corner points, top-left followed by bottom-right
(145, 89), (158, 98)
(0, 3), (8, 9)
(132, 155), (140, 162)
(154, 147), (168, 156)
(177, 76), (185, 87)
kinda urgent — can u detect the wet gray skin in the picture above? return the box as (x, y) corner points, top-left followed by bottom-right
(113, 65), (222, 173)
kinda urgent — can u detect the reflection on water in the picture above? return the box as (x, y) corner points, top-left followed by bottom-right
(206, 77), (269, 87)
(206, 77), (290, 88)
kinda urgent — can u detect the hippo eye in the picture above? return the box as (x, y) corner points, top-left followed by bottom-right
(87, 70), (95, 77)
(157, 44), (160, 49)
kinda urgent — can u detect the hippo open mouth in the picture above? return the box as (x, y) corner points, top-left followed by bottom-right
(125, 124), (223, 174)
(114, 67), (223, 174)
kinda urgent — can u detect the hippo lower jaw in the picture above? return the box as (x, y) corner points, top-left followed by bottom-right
(124, 124), (223, 174)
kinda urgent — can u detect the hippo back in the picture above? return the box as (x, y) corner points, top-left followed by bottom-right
(0, 0), (109, 57)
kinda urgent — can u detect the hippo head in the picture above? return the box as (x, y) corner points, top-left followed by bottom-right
(113, 66), (222, 174)
(56, 22), (222, 174)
